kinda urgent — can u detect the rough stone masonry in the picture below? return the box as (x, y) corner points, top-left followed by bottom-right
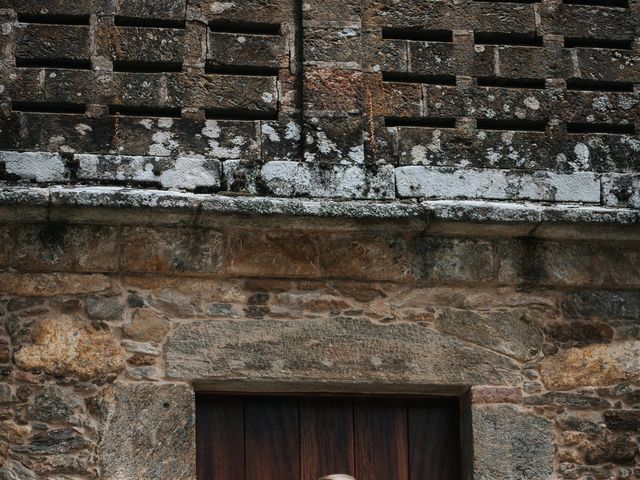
(0, 0), (639, 478)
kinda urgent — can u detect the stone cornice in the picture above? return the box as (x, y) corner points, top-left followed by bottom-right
(1, 185), (638, 239)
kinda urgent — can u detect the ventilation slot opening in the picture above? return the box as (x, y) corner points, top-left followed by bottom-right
(12, 101), (86, 114)
(566, 79), (634, 92)
(112, 61), (183, 73)
(108, 105), (182, 118)
(204, 108), (278, 121)
(477, 119), (547, 132)
(114, 17), (186, 29)
(16, 14), (91, 25)
(15, 58), (92, 70)
(208, 21), (281, 35)
(205, 64), (279, 76)
(381, 28), (453, 42)
(477, 77), (546, 89)
(563, 0), (629, 7)
(382, 72), (457, 86)
(566, 122), (635, 134)
(384, 117), (456, 128)
(564, 38), (633, 49)
(474, 32), (543, 47)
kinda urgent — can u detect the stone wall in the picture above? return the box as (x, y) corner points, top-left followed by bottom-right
(0, 202), (638, 479)
(0, 0), (639, 205)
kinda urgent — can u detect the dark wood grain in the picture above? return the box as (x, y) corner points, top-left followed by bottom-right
(196, 395), (245, 480)
(197, 394), (461, 480)
(245, 396), (300, 480)
(354, 398), (409, 480)
(300, 397), (355, 480)
(408, 398), (460, 480)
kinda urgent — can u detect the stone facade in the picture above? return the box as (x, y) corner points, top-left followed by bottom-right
(0, 0), (639, 478)
(0, 0), (638, 204)
(0, 203), (638, 479)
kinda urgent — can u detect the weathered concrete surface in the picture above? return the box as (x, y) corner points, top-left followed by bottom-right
(14, 316), (126, 380)
(473, 405), (554, 480)
(165, 317), (521, 386)
(541, 340), (640, 391)
(94, 383), (195, 480)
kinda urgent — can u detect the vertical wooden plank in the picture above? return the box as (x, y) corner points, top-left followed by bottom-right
(245, 396), (300, 480)
(196, 395), (245, 480)
(354, 398), (409, 480)
(300, 397), (355, 480)
(408, 398), (460, 480)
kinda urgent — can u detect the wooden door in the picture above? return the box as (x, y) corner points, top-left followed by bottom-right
(197, 395), (461, 480)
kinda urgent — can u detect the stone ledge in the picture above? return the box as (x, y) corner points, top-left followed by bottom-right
(0, 186), (639, 239)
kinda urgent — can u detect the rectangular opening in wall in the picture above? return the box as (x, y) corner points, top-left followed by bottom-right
(196, 394), (462, 480)
(382, 28), (453, 42)
(562, 0), (629, 7)
(563, 38), (633, 50)
(474, 32), (543, 47)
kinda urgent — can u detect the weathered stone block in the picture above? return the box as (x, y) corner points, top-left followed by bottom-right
(165, 317), (521, 386)
(225, 230), (319, 277)
(94, 383), (195, 480)
(14, 316), (126, 381)
(195, 0), (294, 23)
(304, 27), (361, 66)
(110, 27), (186, 65)
(363, 36), (408, 73)
(26, 385), (81, 423)
(3, 223), (119, 272)
(0, 151), (66, 182)
(260, 119), (301, 162)
(173, 73), (278, 112)
(576, 49), (640, 83)
(541, 340), (640, 390)
(304, 68), (362, 112)
(121, 226), (224, 273)
(116, 0), (186, 20)
(85, 295), (124, 321)
(0, 460), (39, 480)
(544, 321), (613, 347)
(472, 405), (554, 480)
(411, 237), (521, 284)
(396, 166), (601, 203)
(208, 32), (285, 69)
(14, 24), (91, 61)
(318, 233), (411, 281)
(375, 81), (422, 118)
(303, 0), (360, 22)
(471, 386), (522, 404)
(538, 4), (635, 40)
(408, 41), (454, 76)
(562, 290), (640, 320)
(524, 391), (611, 409)
(435, 309), (543, 361)
(537, 241), (640, 288)
(602, 174), (640, 209)
(497, 46), (573, 80)
(0, 273), (111, 296)
(467, 3), (536, 34)
(304, 116), (364, 165)
(257, 161), (395, 199)
(604, 410), (640, 431)
(77, 154), (222, 190)
(123, 309), (170, 343)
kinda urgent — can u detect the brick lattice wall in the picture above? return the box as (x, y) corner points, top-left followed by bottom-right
(0, 0), (639, 205)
